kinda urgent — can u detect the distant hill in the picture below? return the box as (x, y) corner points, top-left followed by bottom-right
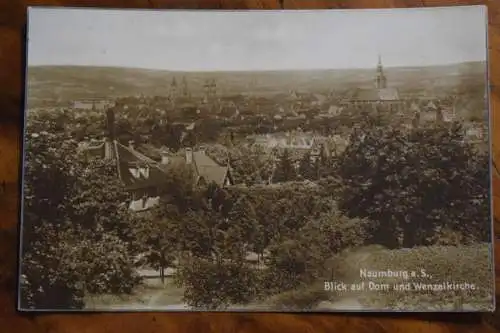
(26, 61), (487, 108)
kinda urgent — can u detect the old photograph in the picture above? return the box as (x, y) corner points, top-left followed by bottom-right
(19, 6), (494, 312)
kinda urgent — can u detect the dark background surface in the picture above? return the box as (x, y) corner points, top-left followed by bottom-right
(1, 0), (500, 332)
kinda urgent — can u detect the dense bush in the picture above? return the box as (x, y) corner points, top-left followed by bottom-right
(76, 233), (141, 294)
(20, 227), (85, 309)
(228, 145), (275, 185)
(176, 257), (259, 310)
(312, 210), (373, 253)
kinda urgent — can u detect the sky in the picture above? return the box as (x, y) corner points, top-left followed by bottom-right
(27, 6), (487, 71)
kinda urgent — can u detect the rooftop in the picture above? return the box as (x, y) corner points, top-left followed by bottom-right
(346, 87), (400, 102)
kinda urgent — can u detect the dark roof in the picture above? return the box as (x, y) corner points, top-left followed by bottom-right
(163, 150), (231, 187)
(113, 141), (169, 190)
(347, 88), (400, 102)
(78, 140), (169, 190)
(80, 140), (231, 189)
(135, 143), (163, 160)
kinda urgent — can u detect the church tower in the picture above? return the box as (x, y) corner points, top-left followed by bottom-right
(169, 77), (178, 101)
(203, 78), (217, 103)
(182, 76), (190, 97)
(374, 55), (387, 89)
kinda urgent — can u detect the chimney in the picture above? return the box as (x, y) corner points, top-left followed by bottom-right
(160, 148), (170, 165)
(104, 141), (114, 160)
(106, 109), (115, 141)
(185, 148), (193, 164)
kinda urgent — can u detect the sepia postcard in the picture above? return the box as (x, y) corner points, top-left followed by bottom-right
(18, 5), (494, 312)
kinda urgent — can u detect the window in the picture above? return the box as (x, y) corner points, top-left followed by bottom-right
(129, 168), (140, 178)
(129, 166), (150, 179)
(139, 167), (150, 178)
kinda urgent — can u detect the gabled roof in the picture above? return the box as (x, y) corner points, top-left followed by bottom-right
(80, 139), (232, 189)
(426, 101), (438, 109)
(192, 151), (231, 187)
(135, 143), (163, 160)
(378, 88), (400, 101)
(78, 139), (168, 189)
(347, 88), (400, 102)
(113, 141), (169, 190)
(161, 150), (231, 188)
(196, 165), (229, 186)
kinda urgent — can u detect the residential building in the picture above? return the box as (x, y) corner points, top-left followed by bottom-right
(79, 109), (233, 212)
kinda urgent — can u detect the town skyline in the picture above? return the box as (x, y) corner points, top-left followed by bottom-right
(27, 6), (487, 71)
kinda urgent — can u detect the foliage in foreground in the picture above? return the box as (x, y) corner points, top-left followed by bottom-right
(20, 123), (142, 309)
(175, 257), (260, 310)
(20, 111), (493, 311)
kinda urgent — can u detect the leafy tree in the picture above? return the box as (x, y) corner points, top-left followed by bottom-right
(20, 124), (142, 309)
(317, 145), (335, 179)
(167, 192), (261, 309)
(265, 227), (329, 292)
(337, 123), (490, 249)
(308, 208), (372, 254)
(227, 196), (259, 244)
(176, 257), (259, 310)
(151, 123), (183, 151)
(20, 225), (85, 309)
(67, 158), (133, 236)
(157, 163), (204, 213)
(135, 214), (178, 284)
(273, 149), (297, 183)
(298, 152), (315, 180)
(228, 145), (274, 185)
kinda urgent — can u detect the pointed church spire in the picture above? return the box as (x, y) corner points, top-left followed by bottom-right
(374, 54), (387, 89)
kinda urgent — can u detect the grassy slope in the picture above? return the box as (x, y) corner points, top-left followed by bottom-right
(265, 243), (494, 311)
